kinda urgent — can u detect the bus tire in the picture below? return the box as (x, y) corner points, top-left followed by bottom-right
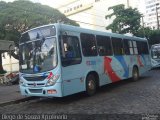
(86, 74), (97, 96)
(132, 66), (139, 81)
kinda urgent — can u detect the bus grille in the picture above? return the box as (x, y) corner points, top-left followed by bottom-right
(29, 89), (42, 93)
(24, 76), (47, 81)
(27, 83), (45, 86)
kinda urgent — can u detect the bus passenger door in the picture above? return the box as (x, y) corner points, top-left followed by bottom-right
(60, 34), (84, 96)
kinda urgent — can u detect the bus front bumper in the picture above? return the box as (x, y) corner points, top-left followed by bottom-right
(19, 82), (63, 97)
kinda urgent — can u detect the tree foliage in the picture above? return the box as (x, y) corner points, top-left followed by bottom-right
(135, 27), (160, 47)
(0, 0), (79, 44)
(105, 4), (142, 35)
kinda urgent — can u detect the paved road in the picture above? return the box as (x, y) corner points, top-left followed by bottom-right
(0, 69), (160, 115)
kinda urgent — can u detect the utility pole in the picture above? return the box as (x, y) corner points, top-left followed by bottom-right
(141, 16), (145, 37)
(156, 3), (159, 29)
(127, 0), (129, 8)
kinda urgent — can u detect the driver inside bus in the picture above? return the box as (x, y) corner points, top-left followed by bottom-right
(66, 45), (74, 58)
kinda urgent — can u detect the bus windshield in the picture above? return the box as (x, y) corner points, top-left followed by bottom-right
(151, 45), (160, 59)
(19, 26), (57, 74)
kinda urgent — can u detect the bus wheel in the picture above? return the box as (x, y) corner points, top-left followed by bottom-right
(132, 67), (139, 81)
(86, 74), (97, 96)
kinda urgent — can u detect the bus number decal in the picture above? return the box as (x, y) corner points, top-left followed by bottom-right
(86, 61), (96, 66)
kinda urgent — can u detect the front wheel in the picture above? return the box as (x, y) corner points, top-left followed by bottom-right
(86, 74), (97, 96)
(132, 67), (139, 81)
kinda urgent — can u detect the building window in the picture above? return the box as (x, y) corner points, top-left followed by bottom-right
(95, 0), (100, 2)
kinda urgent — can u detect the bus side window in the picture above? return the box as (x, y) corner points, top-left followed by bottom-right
(137, 41), (149, 54)
(80, 33), (97, 56)
(96, 35), (112, 56)
(123, 39), (130, 55)
(129, 41), (134, 55)
(61, 35), (82, 67)
(112, 37), (123, 55)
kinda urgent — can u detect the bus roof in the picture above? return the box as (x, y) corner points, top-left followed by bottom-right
(23, 23), (147, 42)
(57, 23), (147, 41)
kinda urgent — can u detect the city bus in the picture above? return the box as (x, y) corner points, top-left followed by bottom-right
(150, 44), (160, 68)
(19, 23), (151, 97)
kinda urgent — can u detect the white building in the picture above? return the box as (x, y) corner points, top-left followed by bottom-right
(56, 0), (142, 31)
(144, 0), (160, 29)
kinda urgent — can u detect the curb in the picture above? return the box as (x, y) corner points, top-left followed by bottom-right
(0, 97), (38, 107)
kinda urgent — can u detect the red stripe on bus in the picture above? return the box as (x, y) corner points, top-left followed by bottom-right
(137, 55), (144, 67)
(104, 57), (121, 82)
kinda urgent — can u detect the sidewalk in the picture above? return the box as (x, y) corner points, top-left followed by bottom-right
(0, 85), (32, 106)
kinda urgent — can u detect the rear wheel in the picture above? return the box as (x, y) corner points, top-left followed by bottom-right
(132, 67), (139, 81)
(86, 74), (97, 96)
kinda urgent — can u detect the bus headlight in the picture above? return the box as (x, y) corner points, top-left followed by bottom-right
(151, 59), (158, 65)
(19, 79), (26, 87)
(46, 74), (60, 86)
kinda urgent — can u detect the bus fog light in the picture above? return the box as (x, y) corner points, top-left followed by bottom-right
(47, 90), (57, 94)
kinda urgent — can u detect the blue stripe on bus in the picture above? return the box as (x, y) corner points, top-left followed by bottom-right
(115, 56), (129, 78)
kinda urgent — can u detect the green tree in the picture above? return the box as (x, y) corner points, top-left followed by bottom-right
(135, 27), (160, 47)
(105, 4), (142, 35)
(0, 0), (79, 73)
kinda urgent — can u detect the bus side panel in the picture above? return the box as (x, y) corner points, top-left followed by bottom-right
(61, 64), (85, 96)
(137, 54), (151, 75)
(94, 56), (112, 86)
(103, 55), (131, 83)
(112, 56), (130, 81)
(62, 56), (113, 96)
(127, 54), (151, 78)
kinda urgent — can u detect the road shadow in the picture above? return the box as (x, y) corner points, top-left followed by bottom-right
(150, 67), (160, 70)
